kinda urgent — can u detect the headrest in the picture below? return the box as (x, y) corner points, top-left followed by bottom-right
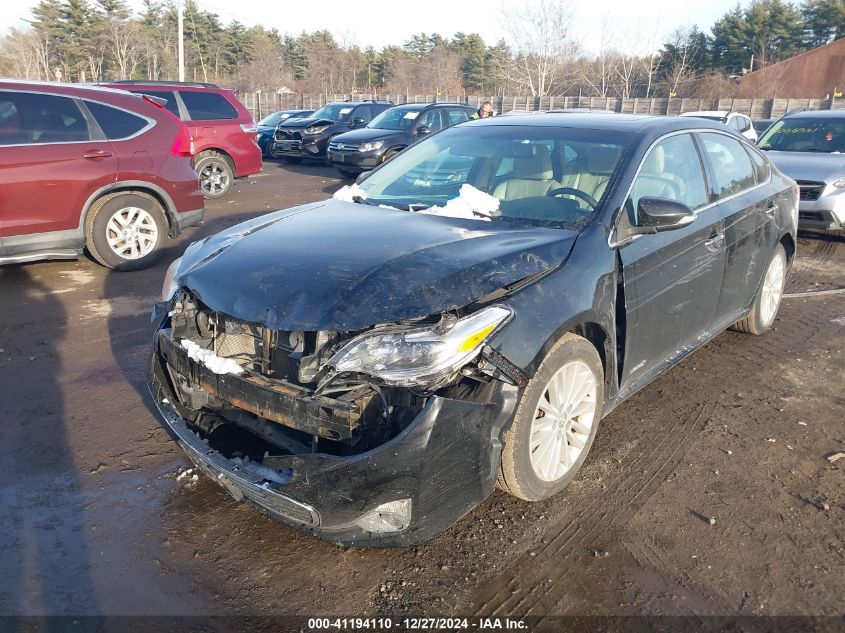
(587, 146), (622, 176)
(641, 145), (665, 175)
(512, 145), (553, 180)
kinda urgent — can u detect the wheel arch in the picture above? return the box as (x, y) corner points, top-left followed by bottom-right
(196, 147), (235, 170)
(523, 314), (616, 400)
(80, 182), (178, 237)
(779, 231), (796, 267)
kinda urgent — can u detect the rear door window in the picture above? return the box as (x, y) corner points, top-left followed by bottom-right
(446, 108), (470, 125)
(699, 132), (757, 199)
(179, 91), (238, 120)
(86, 101), (149, 139)
(128, 90), (180, 118)
(0, 92), (90, 144)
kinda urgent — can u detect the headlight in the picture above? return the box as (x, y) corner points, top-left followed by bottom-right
(832, 178), (845, 188)
(359, 140), (384, 152)
(161, 256), (183, 302)
(328, 306), (511, 386)
(304, 125), (330, 135)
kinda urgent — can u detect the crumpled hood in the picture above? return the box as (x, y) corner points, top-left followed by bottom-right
(765, 150), (845, 183)
(177, 200), (578, 331)
(331, 128), (406, 145)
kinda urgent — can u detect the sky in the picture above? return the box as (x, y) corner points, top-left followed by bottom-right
(2, 0), (744, 54)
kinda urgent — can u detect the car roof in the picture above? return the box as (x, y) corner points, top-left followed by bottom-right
(327, 101), (393, 106)
(0, 78), (140, 98)
(680, 110), (734, 117)
(782, 109), (843, 118)
(104, 80), (221, 90)
(467, 112), (728, 134)
(389, 103), (473, 111)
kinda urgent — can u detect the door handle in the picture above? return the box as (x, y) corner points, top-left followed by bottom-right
(704, 230), (724, 251)
(82, 149), (113, 160)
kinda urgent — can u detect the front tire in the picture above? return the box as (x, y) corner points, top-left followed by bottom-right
(498, 333), (604, 501)
(337, 168), (359, 179)
(196, 151), (234, 199)
(731, 243), (786, 335)
(85, 192), (168, 271)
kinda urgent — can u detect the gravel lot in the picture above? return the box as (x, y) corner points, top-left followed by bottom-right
(1, 160), (843, 623)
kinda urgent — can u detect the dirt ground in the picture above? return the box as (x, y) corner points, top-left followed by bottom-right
(1, 161), (843, 625)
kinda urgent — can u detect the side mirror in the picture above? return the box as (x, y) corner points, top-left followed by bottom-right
(350, 117), (366, 128)
(416, 125), (431, 136)
(355, 171), (371, 185)
(634, 197), (696, 233)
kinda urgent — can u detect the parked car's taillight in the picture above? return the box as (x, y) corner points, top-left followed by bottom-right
(240, 123), (257, 134)
(170, 125), (195, 157)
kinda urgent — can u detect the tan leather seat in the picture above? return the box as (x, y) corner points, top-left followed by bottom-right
(630, 145), (676, 205)
(493, 146), (561, 201)
(560, 146), (622, 202)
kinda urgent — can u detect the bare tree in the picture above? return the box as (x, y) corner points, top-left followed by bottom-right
(502, 0), (580, 96)
(580, 19), (617, 97)
(107, 18), (141, 79)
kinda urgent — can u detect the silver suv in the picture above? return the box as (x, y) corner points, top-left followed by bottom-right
(758, 109), (845, 231)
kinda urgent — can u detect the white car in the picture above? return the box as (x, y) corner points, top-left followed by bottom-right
(680, 110), (757, 142)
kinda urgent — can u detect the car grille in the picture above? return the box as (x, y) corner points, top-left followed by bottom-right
(796, 180), (825, 201)
(274, 129), (302, 142)
(328, 140), (360, 152)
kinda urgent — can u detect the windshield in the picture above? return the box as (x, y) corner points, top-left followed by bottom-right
(356, 125), (632, 229)
(258, 112), (285, 127)
(758, 117), (845, 152)
(310, 104), (354, 122)
(368, 107), (422, 131)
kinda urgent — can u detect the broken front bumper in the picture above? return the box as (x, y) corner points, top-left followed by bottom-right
(148, 329), (518, 547)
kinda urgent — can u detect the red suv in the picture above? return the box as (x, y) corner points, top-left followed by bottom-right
(102, 81), (262, 198)
(0, 80), (204, 270)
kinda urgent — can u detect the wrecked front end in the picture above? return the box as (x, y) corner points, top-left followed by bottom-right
(148, 290), (522, 546)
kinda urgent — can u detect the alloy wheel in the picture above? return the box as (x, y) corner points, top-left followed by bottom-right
(105, 207), (158, 260)
(200, 160), (231, 196)
(529, 360), (598, 482)
(759, 250), (786, 327)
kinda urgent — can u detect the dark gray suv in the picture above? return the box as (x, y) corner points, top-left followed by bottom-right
(327, 103), (477, 177)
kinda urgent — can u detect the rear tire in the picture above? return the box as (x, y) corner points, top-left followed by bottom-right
(196, 151), (234, 199)
(731, 243), (787, 335)
(85, 192), (168, 271)
(498, 333), (604, 502)
(337, 169), (359, 179)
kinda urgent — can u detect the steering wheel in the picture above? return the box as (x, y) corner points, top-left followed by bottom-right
(547, 187), (599, 210)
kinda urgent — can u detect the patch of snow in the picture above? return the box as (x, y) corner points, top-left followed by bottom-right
(332, 182), (368, 203)
(181, 339), (244, 375)
(418, 184), (498, 221)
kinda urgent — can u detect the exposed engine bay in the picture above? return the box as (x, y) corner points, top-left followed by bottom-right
(154, 291), (515, 462)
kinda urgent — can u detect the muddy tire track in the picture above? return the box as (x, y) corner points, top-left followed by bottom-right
(785, 236), (842, 294)
(470, 401), (715, 617)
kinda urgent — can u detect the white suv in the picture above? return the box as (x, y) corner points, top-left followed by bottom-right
(680, 110), (757, 142)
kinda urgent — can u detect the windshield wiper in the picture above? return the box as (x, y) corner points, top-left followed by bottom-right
(352, 195), (376, 206)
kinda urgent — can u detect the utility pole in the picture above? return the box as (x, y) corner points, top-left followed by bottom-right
(177, 1), (185, 81)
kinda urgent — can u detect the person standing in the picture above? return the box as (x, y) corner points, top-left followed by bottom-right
(471, 102), (495, 119)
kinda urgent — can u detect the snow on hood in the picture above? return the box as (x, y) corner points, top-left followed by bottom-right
(418, 184), (498, 221)
(333, 183), (368, 202)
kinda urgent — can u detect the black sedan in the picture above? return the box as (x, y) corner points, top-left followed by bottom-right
(149, 113), (798, 547)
